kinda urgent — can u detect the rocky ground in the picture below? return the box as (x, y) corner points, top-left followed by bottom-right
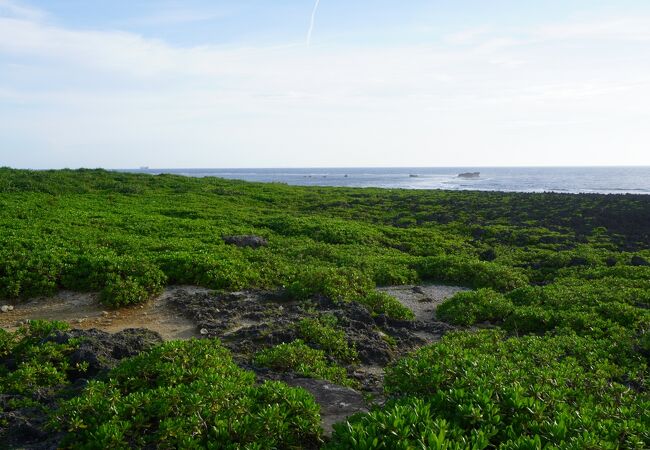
(1, 284), (465, 444)
(2, 328), (164, 449)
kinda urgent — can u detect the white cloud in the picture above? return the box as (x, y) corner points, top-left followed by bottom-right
(0, 0), (44, 21)
(443, 26), (494, 45)
(535, 18), (650, 42)
(122, 7), (229, 27)
(0, 10), (649, 167)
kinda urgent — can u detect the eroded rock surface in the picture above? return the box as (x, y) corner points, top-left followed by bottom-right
(50, 328), (164, 376)
(222, 235), (269, 248)
(278, 377), (369, 436)
(170, 289), (457, 389)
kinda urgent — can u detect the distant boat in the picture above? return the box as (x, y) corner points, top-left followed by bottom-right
(409, 174), (419, 178)
(458, 172), (480, 179)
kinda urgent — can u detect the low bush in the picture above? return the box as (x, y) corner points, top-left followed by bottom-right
(0, 320), (82, 396)
(436, 289), (513, 326)
(286, 266), (373, 303)
(253, 340), (357, 388)
(0, 321), (85, 444)
(327, 397), (487, 449)
(296, 317), (358, 363)
(55, 339), (322, 449)
(263, 215), (383, 245)
(157, 251), (261, 290)
(0, 247), (65, 299)
(358, 291), (415, 321)
(437, 281), (650, 337)
(328, 330), (649, 449)
(61, 254), (166, 307)
(415, 256), (528, 292)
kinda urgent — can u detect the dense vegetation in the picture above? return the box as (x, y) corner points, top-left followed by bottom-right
(1, 168), (649, 448)
(55, 339), (322, 448)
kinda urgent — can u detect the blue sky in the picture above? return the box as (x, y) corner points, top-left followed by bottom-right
(1, 0), (650, 168)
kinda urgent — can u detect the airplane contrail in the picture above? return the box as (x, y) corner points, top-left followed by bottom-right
(306, 0), (321, 46)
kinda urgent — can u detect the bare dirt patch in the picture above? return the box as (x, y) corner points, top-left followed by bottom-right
(0, 286), (207, 340)
(378, 284), (468, 323)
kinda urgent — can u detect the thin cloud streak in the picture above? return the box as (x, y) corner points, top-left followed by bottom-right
(306, 0), (321, 46)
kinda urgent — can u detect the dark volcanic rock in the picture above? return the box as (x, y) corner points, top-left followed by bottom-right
(568, 256), (589, 267)
(222, 235), (268, 248)
(1, 407), (61, 450)
(279, 377), (369, 436)
(50, 328), (163, 377)
(630, 255), (649, 266)
(171, 289), (455, 386)
(479, 248), (497, 261)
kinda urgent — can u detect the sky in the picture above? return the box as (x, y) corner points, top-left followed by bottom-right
(1, 0), (650, 168)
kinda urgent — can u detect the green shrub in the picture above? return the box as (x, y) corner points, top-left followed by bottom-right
(436, 289), (513, 326)
(61, 254), (166, 307)
(0, 320), (85, 444)
(0, 320), (82, 396)
(362, 259), (419, 286)
(253, 340), (357, 388)
(330, 330), (650, 449)
(264, 215), (382, 245)
(157, 251), (261, 289)
(358, 291), (415, 321)
(415, 256), (528, 292)
(296, 317), (358, 363)
(327, 397), (488, 450)
(55, 339), (322, 449)
(286, 266), (373, 303)
(0, 247), (64, 299)
(501, 281), (650, 336)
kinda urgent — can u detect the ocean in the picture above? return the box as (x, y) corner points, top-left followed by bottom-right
(124, 167), (650, 195)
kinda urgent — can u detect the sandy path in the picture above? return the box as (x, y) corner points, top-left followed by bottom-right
(378, 284), (467, 322)
(1, 284), (466, 341)
(0, 286), (208, 340)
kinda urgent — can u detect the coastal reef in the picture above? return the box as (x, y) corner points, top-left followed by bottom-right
(0, 168), (649, 448)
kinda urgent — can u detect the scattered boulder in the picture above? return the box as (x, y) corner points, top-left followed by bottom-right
(568, 257), (589, 267)
(222, 235), (268, 248)
(480, 248), (497, 262)
(411, 286), (426, 295)
(1, 408), (62, 450)
(630, 255), (649, 266)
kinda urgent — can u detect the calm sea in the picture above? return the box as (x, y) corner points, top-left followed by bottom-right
(123, 167), (650, 195)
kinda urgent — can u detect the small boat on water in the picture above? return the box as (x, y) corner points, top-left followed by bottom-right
(409, 174), (419, 178)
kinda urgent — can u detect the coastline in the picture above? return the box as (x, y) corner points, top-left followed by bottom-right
(118, 166), (650, 195)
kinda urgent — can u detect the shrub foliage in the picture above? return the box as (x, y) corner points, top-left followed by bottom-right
(55, 339), (322, 449)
